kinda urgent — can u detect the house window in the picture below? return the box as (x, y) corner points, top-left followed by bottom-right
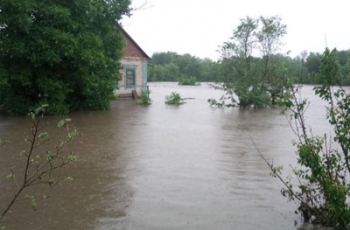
(125, 67), (136, 88)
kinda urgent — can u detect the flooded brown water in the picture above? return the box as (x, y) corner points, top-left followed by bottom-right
(0, 83), (332, 230)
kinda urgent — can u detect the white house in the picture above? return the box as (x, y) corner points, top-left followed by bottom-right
(115, 26), (151, 98)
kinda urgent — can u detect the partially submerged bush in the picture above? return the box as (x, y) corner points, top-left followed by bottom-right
(165, 92), (185, 105)
(178, 77), (198, 86)
(208, 95), (238, 108)
(208, 83), (269, 109)
(139, 90), (152, 106)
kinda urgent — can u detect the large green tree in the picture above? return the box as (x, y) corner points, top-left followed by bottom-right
(219, 16), (263, 107)
(219, 16), (291, 108)
(0, 0), (131, 114)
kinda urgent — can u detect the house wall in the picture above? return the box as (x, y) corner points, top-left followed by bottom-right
(115, 57), (144, 96)
(114, 26), (150, 97)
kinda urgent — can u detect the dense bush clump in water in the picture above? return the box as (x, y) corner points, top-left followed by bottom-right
(165, 92), (185, 105)
(178, 77), (198, 86)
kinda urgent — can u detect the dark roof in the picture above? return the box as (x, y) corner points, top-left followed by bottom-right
(118, 24), (151, 60)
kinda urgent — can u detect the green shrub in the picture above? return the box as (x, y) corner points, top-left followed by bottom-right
(165, 92), (185, 105)
(265, 48), (350, 228)
(139, 90), (152, 106)
(178, 77), (198, 86)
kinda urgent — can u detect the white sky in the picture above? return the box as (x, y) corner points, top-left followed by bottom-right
(121, 0), (350, 60)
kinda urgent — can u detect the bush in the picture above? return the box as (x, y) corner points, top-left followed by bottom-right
(178, 76), (198, 86)
(139, 89), (152, 106)
(165, 92), (185, 105)
(265, 48), (350, 228)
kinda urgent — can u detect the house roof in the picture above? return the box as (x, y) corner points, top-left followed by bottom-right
(118, 25), (151, 60)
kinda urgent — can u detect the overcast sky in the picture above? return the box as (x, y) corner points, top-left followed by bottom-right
(121, 0), (350, 60)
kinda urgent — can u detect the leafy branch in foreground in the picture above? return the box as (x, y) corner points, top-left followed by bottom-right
(257, 48), (350, 229)
(0, 105), (78, 225)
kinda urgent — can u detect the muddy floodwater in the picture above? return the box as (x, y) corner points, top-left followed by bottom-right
(0, 83), (332, 230)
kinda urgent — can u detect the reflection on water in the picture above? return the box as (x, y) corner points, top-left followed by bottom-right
(0, 83), (332, 229)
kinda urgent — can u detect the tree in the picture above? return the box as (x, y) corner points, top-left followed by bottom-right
(341, 59), (350, 85)
(338, 50), (350, 85)
(218, 16), (291, 108)
(174, 54), (201, 78)
(199, 58), (219, 82)
(151, 52), (179, 65)
(266, 48), (350, 228)
(148, 52), (218, 82)
(304, 52), (322, 84)
(295, 50), (308, 83)
(264, 54), (292, 104)
(218, 17), (259, 108)
(0, 0), (131, 115)
(257, 16), (287, 76)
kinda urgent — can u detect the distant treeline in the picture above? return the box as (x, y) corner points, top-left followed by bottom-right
(293, 50), (350, 84)
(148, 50), (350, 85)
(148, 52), (218, 82)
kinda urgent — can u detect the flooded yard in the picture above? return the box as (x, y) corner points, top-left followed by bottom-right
(0, 83), (331, 229)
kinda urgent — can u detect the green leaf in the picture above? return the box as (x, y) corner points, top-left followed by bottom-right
(46, 151), (53, 160)
(38, 132), (48, 139)
(57, 120), (65, 128)
(19, 150), (27, 157)
(7, 173), (15, 180)
(65, 176), (74, 182)
(64, 118), (72, 123)
(57, 118), (72, 127)
(67, 153), (77, 162)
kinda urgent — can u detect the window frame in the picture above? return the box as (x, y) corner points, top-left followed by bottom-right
(125, 66), (136, 89)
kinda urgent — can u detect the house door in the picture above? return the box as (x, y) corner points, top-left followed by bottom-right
(125, 68), (136, 88)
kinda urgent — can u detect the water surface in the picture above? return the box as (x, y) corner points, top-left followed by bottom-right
(0, 83), (331, 229)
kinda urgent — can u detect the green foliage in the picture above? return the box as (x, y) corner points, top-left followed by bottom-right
(57, 118), (72, 128)
(257, 16), (287, 56)
(139, 89), (152, 106)
(146, 49), (350, 86)
(290, 50), (350, 85)
(304, 52), (322, 84)
(0, 0), (131, 115)
(165, 92), (185, 105)
(273, 48), (350, 228)
(318, 48), (341, 86)
(148, 63), (180, 81)
(218, 16), (292, 108)
(148, 52), (218, 82)
(208, 98), (222, 107)
(0, 106), (78, 226)
(208, 97), (237, 108)
(178, 76), (198, 86)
